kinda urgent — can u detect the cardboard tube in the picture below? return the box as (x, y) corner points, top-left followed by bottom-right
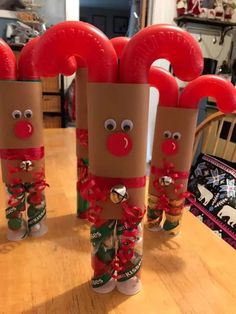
(0, 81), (43, 149)
(149, 106), (198, 199)
(0, 81), (44, 183)
(87, 83), (149, 220)
(88, 83), (149, 178)
(76, 68), (88, 159)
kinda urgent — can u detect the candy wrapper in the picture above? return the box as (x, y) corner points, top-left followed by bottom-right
(147, 68), (236, 235)
(34, 22), (203, 295)
(0, 38), (48, 241)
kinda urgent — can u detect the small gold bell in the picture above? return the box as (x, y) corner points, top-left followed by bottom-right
(110, 184), (128, 204)
(20, 160), (34, 172)
(159, 176), (173, 186)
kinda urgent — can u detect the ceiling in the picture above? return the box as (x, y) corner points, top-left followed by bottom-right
(80, 0), (130, 10)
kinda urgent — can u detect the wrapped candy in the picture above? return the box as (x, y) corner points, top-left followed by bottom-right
(34, 22), (203, 294)
(147, 70), (236, 235)
(0, 38), (48, 241)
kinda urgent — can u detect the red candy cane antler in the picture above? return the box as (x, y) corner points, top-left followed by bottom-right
(18, 37), (40, 81)
(149, 67), (179, 107)
(179, 75), (236, 113)
(110, 37), (130, 59)
(0, 38), (17, 80)
(34, 21), (117, 82)
(120, 24), (203, 83)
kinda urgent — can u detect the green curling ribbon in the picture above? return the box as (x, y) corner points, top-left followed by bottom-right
(77, 158), (89, 217)
(90, 220), (116, 246)
(77, 193), (89, 216)
(117, 257), (142, 282)
(91, 270), (115, 289)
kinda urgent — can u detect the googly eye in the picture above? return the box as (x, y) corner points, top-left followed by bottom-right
(163, 130), (172, 139)
(24, 109), (33, 119)
(104, 119), (117, 131)
(12, 110), (22, 119)
(172, 132), (181, 141)
(121, 119), (133, 132)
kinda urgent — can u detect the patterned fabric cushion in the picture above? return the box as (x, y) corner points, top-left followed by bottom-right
(187, 154), (236, 249)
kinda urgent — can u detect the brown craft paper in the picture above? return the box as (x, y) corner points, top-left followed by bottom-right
(76, 68), (88, 159)
(1, 159), (45, 184)
(0, 81), (44, 183)
(0, 81), (43, 149)
(149, 106), (198, 199)
(87, 83), (149, 219)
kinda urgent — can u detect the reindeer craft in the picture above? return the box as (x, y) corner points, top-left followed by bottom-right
(34, 21), (203, 294)
(76, 36), (130, 219)
(147, 68), (236, 235)
(0, 38), (48, 241)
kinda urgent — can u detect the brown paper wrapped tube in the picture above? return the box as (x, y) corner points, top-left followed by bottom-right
(149, 106), (198, 199)
(76, 68), (88, 159)
(87, 83), (149, 220)
(99, 187), (146, 220)
(88, 83), (149, 177)
(1, 159), (45, 184)
(0, 81), (44, 183)
(0, 81), (43, 149)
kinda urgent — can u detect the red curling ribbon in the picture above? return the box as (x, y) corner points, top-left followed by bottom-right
(151, 164), (189, 181)
(87, 204), (103, 224)
(121, 201), (145, 227)
(89, 175), (146, 190)
(76, 128), (88, 148)
(80, 178), (107, 202)
(0, 146), (44, 161)
(77, 159), (88, 183)
(111, 227), (139, 277)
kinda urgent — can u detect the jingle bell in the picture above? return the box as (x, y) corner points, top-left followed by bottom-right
(159, 176), (173, 186)
(110, 184), (128, 204)
(20, 160), (34, 172)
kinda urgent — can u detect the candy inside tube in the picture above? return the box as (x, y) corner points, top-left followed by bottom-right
(179, 75), (236, 113)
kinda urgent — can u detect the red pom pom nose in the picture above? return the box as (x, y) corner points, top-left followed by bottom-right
(162, 139), (179, 156)
(14, 121), (34, 139)
(107, 133), (132, 157)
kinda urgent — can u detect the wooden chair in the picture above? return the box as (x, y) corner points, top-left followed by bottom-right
(193, 111), (236, 163)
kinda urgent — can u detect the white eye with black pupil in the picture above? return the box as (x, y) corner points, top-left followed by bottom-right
(24, 109), (33, 119)
(12, 110), (22, 119)
(172, 132), (181, 140)
(163, 130), (172, 139)
(121, 120), (133, 132)
(104, 119), (116, 131)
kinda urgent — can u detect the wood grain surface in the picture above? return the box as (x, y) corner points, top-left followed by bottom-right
(0, 128), (236, 314)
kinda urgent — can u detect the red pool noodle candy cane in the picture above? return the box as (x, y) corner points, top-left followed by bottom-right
(110, 37), (130, 59)
(87, 24), (203, 295)
(0, 37), (48, 241)
(33, 21), (118, 220)
(33, 22), (203, 295)
(76, 36), (130, 218)
(148, 73), (236, 235)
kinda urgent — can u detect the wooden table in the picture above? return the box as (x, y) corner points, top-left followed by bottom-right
(0, 128), (236, 314)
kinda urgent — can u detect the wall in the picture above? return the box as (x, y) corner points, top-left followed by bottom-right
(146, 0), (235, 161)
(37, 0), (65, 26)
(80, 6), (130, 38)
